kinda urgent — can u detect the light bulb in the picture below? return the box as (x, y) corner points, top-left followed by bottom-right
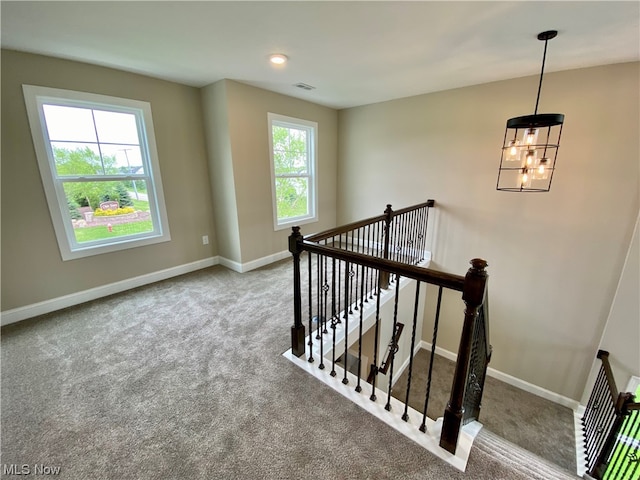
(506, 139), (520, 162)
(523, 128), (539, 146)
(534, 158), (550, 180)
(525, 149), (536, 166)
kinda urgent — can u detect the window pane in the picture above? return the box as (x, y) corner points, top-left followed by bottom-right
(101, 145), (145, 175)
(273, 125), (308, 175)
(51, 143), (110, 176)
(93, 110), (140, 144)
(275, 177), (309, 220)
(64, 180), (153, 243)
(43, 105), (97, 142)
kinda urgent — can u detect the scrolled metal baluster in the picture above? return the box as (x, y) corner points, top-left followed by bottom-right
(316, 252), (322, 340)
(385, 279), (402, 411)
(370, 278), (382, 402)
(337, 235), (343, 322)
(330, 312), (338, 377)
(319, 254), (327, 371)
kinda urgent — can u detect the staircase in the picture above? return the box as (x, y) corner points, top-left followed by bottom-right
(474, 429), (580, 479)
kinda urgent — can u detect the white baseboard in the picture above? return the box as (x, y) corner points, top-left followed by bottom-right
(418, 341), (581, 410)
(1, 257), (219, 326)
(218, 250), (290, 273)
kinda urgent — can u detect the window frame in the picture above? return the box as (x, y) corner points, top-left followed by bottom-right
(267, 113), (318, 231)
(22, 84), (171, 260)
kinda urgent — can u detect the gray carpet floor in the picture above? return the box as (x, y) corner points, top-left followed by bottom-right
(391, 350), (577, 471)
(1, 259), (579, 479)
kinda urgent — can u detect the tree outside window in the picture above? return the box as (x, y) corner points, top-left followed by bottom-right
(268, 113), (318, 230)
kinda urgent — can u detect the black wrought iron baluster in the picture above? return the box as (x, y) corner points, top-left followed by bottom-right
(401, 211), (409, 264)
(354, 228), (360, 311)
(402, 281), (421, 422)
(584, 367), (607, 465)
(583, 366), (605, 428)
(356, 265), (365, 394)
(364, 224), (370, 303)
(319, 254), (328, 371)
(589, 405), (613, 465)
(342, 261), (350, 385)
(620, 409), (639, 480)
(591, 407), (617, 476)
(370, 278), (382, 402)
(316, 252), (322, 340)
(406, 210), (414, 264)
(337, 235), (343, 322)
(390, 212), (398, 264)
(349, 231), (355, 314)
(608, 408), (638, 479)
(308, 251), (314, 363)
(588, 385), (612, 459)
(373, 221), (380, 297)
(323, 240), (329, 335)
(420, 286), (443, 433)
(415, 207), (424, 263)
(330, 257), (337, 376)
(583, 368), (604, 441)
(422, 205), (430, 261)
(385, 279), (402, 411)
(415, 207), (422, 259)
(415, 207), (424, 262)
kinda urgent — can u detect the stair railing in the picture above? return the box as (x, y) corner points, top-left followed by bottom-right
(288, 200), (491, 456)
(583, 350), (640, 480)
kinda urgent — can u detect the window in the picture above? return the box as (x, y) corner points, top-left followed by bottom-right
(23, 85), (170, 260)
(268, 113), (318, 230)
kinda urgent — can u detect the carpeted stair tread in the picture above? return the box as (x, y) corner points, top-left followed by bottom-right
(474, 428), (580, 480)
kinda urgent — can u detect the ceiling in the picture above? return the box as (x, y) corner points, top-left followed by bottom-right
(2, 1), (639, 109)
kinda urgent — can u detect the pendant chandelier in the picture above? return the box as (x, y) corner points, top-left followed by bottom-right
(497, 30), (564, 192)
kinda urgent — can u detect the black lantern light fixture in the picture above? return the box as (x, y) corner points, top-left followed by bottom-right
(497, 30), (564, 192)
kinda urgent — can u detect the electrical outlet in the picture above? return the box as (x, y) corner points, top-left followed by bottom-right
(202, 235), (209, 245)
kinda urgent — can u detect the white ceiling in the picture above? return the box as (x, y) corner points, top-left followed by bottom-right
(2, 1), (639, 109)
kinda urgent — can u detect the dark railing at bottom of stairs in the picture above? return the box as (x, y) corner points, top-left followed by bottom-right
(582, 350), (639, 480)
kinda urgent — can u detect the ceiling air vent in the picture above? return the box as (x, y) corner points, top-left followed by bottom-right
(293, 83), (315, 91)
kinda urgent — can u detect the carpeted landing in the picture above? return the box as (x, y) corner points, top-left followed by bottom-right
(1, 259), (580, 479)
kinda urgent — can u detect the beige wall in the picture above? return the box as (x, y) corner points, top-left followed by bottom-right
(1, 50), (217, 310)
(213, 80), (338, 265)
(337, 62), (640, 400)
(582, 214), (640, 403)
(201, 80), (242, 263)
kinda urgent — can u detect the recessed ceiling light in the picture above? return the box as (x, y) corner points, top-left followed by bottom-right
(269, 54), (288, 65)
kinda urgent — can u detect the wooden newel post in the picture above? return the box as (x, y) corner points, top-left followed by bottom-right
(440, 258), (488, 454)
(289, 226), (306, 358)
(379, 204), (393, 290)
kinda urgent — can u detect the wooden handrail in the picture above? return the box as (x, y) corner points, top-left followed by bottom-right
(300, 240), (465, 291)
(305, 200), (434, 243)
